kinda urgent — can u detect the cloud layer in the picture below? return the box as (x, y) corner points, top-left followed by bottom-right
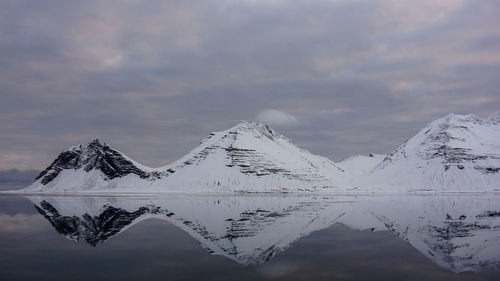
(0, 0), (499, 169)
(256, 109), (298, 126)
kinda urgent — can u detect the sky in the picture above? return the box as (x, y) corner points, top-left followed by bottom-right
(1, 0), (500, 171)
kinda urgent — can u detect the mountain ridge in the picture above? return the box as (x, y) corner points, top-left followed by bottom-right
(11, 112), (500, 193)
(24, 121), (349, 193)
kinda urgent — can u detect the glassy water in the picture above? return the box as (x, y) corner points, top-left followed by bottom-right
(1, 192), (500, 280)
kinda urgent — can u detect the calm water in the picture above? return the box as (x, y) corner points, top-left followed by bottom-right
(1, 191), (500, 280)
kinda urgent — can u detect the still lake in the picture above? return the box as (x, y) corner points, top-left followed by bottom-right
(1, 186), (499, 280)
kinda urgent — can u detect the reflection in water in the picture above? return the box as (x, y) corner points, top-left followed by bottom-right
(29, 195), (500, 272)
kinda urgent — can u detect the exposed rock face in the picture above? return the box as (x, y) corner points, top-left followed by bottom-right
(35, 139), (161, 185)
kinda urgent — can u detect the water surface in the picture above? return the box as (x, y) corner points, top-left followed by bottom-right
(1, 191), (499, 280)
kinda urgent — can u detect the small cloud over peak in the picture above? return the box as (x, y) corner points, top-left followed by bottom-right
(256, 109), (298, 127)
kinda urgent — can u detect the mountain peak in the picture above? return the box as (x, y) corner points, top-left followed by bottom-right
(228, 121), (279, 140)
(434, 112), (500, 128)
(432, 113), (481, 127)
(199, 121), (283, 146)
(88, 138), (103, 147)
(66, 139), (104, 153)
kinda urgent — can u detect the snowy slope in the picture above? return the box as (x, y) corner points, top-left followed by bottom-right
(338, 154), (385, 179)
(362, 113), (500, 192)
(23, 122), (349, 193)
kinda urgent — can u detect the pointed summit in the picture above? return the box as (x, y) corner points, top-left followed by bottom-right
(199, 121), (281, 145)
(88, 138), (103, 146)
(228, 121), (279, 139)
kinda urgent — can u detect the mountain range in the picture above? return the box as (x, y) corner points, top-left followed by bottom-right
(14, 113), (500, 193)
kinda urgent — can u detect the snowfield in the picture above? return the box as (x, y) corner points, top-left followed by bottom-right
(8, 112), (500, 194)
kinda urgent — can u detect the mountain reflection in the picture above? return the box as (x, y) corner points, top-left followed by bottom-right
(29, 195), (500, 272)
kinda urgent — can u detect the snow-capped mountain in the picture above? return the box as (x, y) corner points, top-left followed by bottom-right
(154, 121), (348, 192)
(24, 121), (349, 193)
(364, 113), (500, 192)
(27, 139), (165, 192)
(28, 194), (500, 272)
(13, 112), (500, 193)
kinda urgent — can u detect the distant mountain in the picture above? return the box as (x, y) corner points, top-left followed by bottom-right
(0, 169), (39, 183)
(10, 113), (500, 193)
(364, 113), (500, 191)
(24, 121), (349, 193)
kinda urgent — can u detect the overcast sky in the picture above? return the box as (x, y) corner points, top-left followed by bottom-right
(1, 0), (499, 170)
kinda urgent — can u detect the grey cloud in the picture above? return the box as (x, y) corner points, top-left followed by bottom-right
(256, 109), (298, 126)
(0, 0), (499, 169)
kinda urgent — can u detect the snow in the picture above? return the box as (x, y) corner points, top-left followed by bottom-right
(7, 112), (500, 194)
(338, 154), (385, 178)
(362, 112), (500, 192)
